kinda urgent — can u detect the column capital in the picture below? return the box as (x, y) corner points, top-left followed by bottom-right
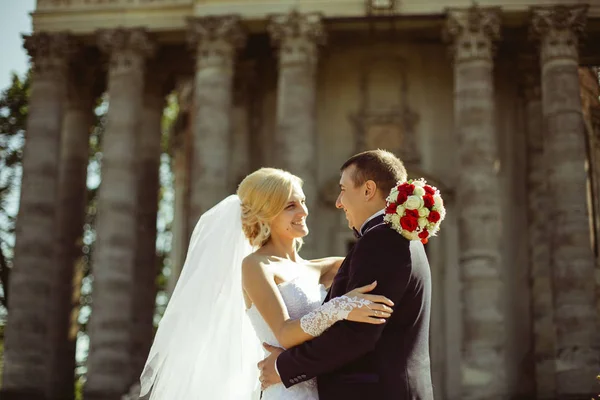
(530, 5), (588, 38)
(268, 11), (326, 68)
(187, 15), (246, 70)
(97, 28), (156, 57)
(530, 5), (588, 63)
(268, 10), (326, 45)
(23, 32), (79, 78)
(443, 6), (501, 63)
(97, 28), (155, 75)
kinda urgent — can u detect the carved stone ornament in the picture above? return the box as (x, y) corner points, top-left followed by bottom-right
(97, 28), (156, 74)
(351, 107), (420, 165)
(530, 5), (588, 63)
(97, 28), (155, 57)
(443, 6), (501, 63)
(268, 10), (326, 45)
(187, 15), (246, 70)
(268, 11), (326, 68)
(23, 32), (79, 78)
(349, 55), (421, 167)
(530, 5), (588, 37)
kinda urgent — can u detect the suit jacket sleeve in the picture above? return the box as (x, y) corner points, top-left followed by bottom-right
(276, 229), (412, 388)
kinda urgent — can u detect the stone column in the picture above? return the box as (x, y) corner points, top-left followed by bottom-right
(46, 63), (97, 400)
(592, 109), (600, 325)
(268, 11), (325, 249)
(130, 65), (169, 383)
(187, 16), (245, 227)
(519, 55), (556, 399)
(444, 7), (507, 399)
(85, 28), (154, 400)
(230, 61), (255, 192)
(167, 78), (193, 295)
(531, 5), (599, 397)
(167, 125), (189, 295)
(1, 32), (75, 399)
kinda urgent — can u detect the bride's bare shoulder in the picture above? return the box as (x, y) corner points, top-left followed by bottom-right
(242, 252), (273, 279)
(305, 257), (344, 288)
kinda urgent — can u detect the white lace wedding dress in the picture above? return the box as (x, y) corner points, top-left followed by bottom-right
(246, 276), (327, 400)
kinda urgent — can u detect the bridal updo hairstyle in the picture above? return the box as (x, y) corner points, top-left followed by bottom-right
(237, 168), (304, 248)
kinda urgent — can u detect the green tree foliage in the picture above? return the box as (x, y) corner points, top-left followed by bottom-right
(0, 70), (30, 390)
(0, 72), (29, 315)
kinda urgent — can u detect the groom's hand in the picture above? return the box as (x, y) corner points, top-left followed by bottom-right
(258, 343), (284, 390)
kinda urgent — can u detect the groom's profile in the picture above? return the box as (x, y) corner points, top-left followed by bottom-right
(259, 149), (434, 400)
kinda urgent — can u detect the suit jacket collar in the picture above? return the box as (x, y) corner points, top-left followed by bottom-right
(359, 213), (385, 237)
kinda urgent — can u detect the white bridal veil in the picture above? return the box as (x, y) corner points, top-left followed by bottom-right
(140, 195), (263, 399)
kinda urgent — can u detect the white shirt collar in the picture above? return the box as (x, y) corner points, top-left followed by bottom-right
(359, 209), (385, 234)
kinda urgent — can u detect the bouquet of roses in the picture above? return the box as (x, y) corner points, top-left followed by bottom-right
(384, 178), (446, 244)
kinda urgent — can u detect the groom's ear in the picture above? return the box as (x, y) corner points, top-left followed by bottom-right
(364, 180), (377, 201)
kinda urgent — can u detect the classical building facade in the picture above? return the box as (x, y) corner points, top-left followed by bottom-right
(3, 1), (600, 399)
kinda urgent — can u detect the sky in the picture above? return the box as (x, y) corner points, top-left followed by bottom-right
(0, 0), (36, 91)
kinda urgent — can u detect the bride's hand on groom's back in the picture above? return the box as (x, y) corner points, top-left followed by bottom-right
(343, 281), (394, 324)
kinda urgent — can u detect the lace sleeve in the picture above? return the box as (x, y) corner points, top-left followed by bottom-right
(299, 296), (372, 337)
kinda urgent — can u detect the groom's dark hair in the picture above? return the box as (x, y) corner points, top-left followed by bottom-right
(341, 149), (407, 199)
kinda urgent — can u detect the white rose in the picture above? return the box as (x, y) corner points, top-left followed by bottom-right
(418, 217), (427, 228)
(418, 207), (430, 217)
(434, 195), (443, 209)
(390, 213), (400, 227)
(396, 205), (405, 216)
(387, 187), (399, 202)
(413, 186), (425, 196)
(412, 180), (425, 188)
(405, 195), (423, 210)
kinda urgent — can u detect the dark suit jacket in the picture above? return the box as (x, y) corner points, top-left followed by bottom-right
(277, 214), (434, 400)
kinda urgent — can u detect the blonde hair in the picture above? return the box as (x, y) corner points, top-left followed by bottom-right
(237, 168), (304, 249)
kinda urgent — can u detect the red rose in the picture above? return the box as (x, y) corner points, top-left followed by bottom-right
(386, 203), (397, 214)
(428, 210), (441, 223)
(397, 192), (408, 204)
(424, 185), (435, 196)
(396, 183), (414, 204)
(405, 209), (419, 219)
(400, 216), (418, 232)
(418, 229), (429, 240)
(423, 194), (434, 209)
(398, 183), (414, 196)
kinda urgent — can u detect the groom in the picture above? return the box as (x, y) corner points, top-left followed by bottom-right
(258, 149), (434, 399)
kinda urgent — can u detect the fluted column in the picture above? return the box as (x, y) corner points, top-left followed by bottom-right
(1, 32), (76, 400)
(46, 63), (97, 400)
(85, 28), (155, 400)
(130, 66), (168, 383)
(268, 11), (324, 236)
(230, 61), (255, 191)
(519, 55), (556, 399)
(444, 7), (507, 399)
(531, 5), (599, 397)
(187, 16), (245, 227)
(167, 78), (193, 294)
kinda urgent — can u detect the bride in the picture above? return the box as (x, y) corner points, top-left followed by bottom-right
(139, 168), (394, 399)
